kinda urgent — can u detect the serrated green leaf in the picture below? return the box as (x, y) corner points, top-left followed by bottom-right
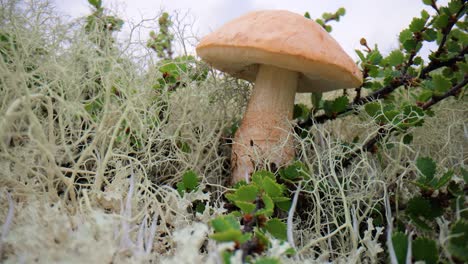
(434, 170), (454, 189)
(422, 0), (432, 6)
(418, 89), (433, 102)
(271, 196), (290, 203)
(392, 232), (408, 264)
(88, 0), (102, 9)
(333, 96), (349, 113)
(385, 50), (405, 67)
(403, 39), (419, 52)
(235, 200), (256, 213)
(412, 237), (438, 264)
(403, 134), (413, 144)
(211, 215), (240, 233)
(323, 100), (334, 117)
(262, 177), (283, 198)
(234, 185), (259, 202)
(355, 49), (366, 62)
(176, 182), (185, 196)
(461, 167), (468, 183)
(255, 229), (270, 246)
(275, 199), (292, 212)
(399, 29), (413, 44)
(448, 0), (463, 14)
(383, 109), (400, 123)
(423, 28), (438, 42)
(448, 220), (468, 261)
(182, 170), (199, 191)
(364, 102), (381, 117)
(416, 157), (437, 181)
(265, 218), (287, 241)
(421, 9), (430, 20)
(279, 161), (309, 180)
(434, 13), (449, 29)
(407, 196), (443, 224)
(210, 230), (250, 243)
(368, 50), (383, 65)
(409, 18), (426, 32)
(432, 74), (452, 96)
(401, 105), (425, 127)
(252, 170), (275, 181)
(293, 103), (310, 121)
(222, 250), (233, 264)
(413, 56), (423, 65)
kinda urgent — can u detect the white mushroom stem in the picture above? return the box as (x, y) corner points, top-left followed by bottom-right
(231, 64), (298, 184)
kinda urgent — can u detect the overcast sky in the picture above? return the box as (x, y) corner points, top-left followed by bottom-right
(51, 0), (445, 59)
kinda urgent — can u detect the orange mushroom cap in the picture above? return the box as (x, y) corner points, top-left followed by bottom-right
(196, 10), (363, 92)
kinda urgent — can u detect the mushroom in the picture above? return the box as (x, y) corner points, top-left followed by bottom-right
(196, 10), (362, 184)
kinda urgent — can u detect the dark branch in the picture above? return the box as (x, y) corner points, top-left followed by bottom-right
(421, 74), (468, 110)
(341, 76), (468, 168)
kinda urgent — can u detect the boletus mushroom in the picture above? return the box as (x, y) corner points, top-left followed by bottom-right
(196, 10), (362, 184)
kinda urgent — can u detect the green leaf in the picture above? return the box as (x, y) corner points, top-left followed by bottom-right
(211, 215), (240, 233)
(418, 89), (433, 102)
(368, 50), (383, 65)
(88, 0), (102, 9)
(399, 29), (413, 44)
(254, 257), (281, 264)
(304, 12), (311, 19)
(252, 170), (275, 181)
(420, 10), (430, 20)
(392, 232), (408, 264)
(432, 74), (451, 96)
(279, 161), (309, 180)
(434, 170), (454, 189)
(434, 14), (449, 29)
(385, 50), (405, 67)
(448, 0), (463, 14)
(293, 103), (310, 121)
(412, 237), (438, 264)
(409, 18), (426, 32)
(416, 157), (437, 181)
(311, 92), (323, 111)
(176, 182), (185, 196)
(403, 39), (419, 52)
(407, 196), (443, 226)
(182, 170), (199, 191)
(235, 201), (256, 213)
(255, 229), (270, 247)
(333, 96), (349, 113)
(232, 185), (259, 202)
(401, 105), (425, 128)
(364, 102), (381, 117)
(448, 220), (468, 261)
(262, 177), (283, 198)
(265, 218), (287, 241)
(423, 28), (438, 42)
